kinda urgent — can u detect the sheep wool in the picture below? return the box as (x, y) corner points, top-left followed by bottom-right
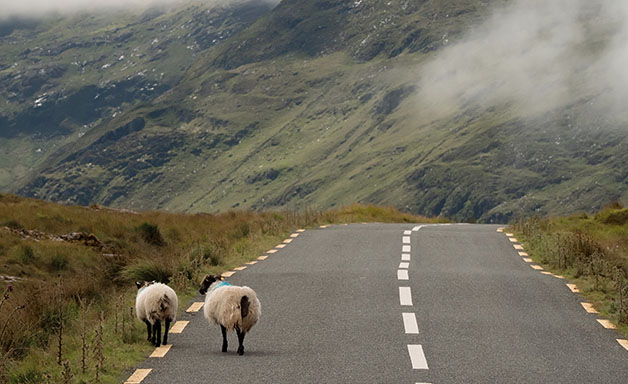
(203, 283), (260, 333)
(135, 282), (178, 347)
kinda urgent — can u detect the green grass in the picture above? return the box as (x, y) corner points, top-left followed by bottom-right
(511, 203), (628, 339)
(0, 195), (437, 383)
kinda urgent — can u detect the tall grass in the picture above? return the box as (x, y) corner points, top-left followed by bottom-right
(512, 203), (628, 329)
(0, 195), (438, 383)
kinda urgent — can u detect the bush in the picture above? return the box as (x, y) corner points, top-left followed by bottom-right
(136, 223), (165, 246)
(123, 261), (172, 283)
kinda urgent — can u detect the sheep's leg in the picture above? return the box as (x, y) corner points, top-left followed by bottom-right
(220, 325), (228, 352)
(163, 318), (171, 345)
(154, 320), (162, 347)
(143, 320), (152, 342)
(235, 325), (245, 355)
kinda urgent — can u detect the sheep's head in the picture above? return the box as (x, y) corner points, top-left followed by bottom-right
(199, 274), (222, 295)
(135, 281), (156, 290)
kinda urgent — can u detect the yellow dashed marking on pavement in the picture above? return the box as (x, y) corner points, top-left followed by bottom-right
(233, 266), (247, 271)
(513, 244), (524, 250)
(617, 339), (628, 351)
(276, 244), (286, 249)
(530, 264), (543, 270)
(505, 233), (514, 237)
(257, 255), (268, 260)
(150, 344), (172, 358)
(509, 237), (518, 242)
(169, 321), (189, 334)
(497, 227), (505, 232)
(523, 257), (533, 263)
(186, 302), (204, 313)
(297, 229), (305, 232)
(124, 369), (152, 384)
(283, 238), (293, 244)
(267, 249), (278, 254)
(518, 252), (529, 257)
(567, 284), (580, 293)
(541, 271), (553, 275)
(246, 261), (258, 265)
(581, 303), (599, 313)
(320, 225), (329, 228)
(597, 319), (616, 329)
(554, 275), (565, 279)
(222, 271), (236, 277)
(290, 233), (300, 238)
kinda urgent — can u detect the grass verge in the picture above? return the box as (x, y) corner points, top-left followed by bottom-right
(510, 202), (628, 339)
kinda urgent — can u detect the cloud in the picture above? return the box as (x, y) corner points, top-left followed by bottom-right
(0, 0), (279, 19)
(414, 0), (628, 121)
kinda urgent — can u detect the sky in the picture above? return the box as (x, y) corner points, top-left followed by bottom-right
(414, 0), (628, 122)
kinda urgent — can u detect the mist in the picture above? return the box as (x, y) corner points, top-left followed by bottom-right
(415, 0), (628, 122)
(0, 0), (279, 19)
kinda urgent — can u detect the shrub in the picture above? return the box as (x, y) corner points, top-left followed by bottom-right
(136, 223), (164, 246)
(122, 261), (172, 283)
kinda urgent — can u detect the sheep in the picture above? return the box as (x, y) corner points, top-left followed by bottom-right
(199, 274), (261, 355)
(135, 281), (178, 347)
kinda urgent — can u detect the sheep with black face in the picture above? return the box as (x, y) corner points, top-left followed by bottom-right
(135, 281), (178, 347)
(199, 274), (261, 355)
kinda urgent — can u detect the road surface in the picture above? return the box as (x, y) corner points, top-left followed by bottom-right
(125, 224), (628, 383)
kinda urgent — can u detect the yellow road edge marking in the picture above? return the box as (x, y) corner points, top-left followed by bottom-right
(541, 271), (553, 275)
(267, 249), (278, 254)
(185, 302), (204, 313)
(290, 233), (300, 238)
(124, 368), (152, 384)
(246, 261), (258, 265)
(505, 233), (514, 237)
(296, 229), (305, 232)
(530, 264), (543, 270)
(283, 239), (293, 244)
(513, 244), (524, 250)
(276, 244), (286, 249)
(554, 275), (565, 279)
(567, 283), (580, 293)
(257, 255), (268, 260)
(523, 257), (533, 263)
(518, 251), (529, 257)
(581, 302), (599, 314)
(617, 339), (628, 351)
(222, 271), (236, 277)
(597, 319), (616, 329)
(233, 266), (247, 271)
(320, 225), (328, 228)
(509, 237), (518, 242)
(150, 344), (172, 358)
(169, 320), (189, 334)
(497, 227), (505, 232)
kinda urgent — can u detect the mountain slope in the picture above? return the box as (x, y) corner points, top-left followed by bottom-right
(8, 0), (628, 222)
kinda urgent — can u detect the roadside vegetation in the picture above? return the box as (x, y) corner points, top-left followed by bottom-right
(512, 202), (628, 338)
(0, 194), (441, 383)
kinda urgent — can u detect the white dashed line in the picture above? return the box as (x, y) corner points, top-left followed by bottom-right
(399, 287), (413, 306)
(402, 253), (411, 261)
(402, 313), (419, 334)
(402, 245), (411, 253)
(404, 230), (412, 235)
(397, 269), (409, 280)
(407, 345), (429, 369)
(403, 236), (411, 244)
(399, 262), (410, 269)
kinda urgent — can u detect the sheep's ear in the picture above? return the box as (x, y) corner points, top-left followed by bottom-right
(135, 281), (142, 289)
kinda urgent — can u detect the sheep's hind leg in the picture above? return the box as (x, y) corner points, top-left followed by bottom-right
(154, 320), (162, 347)
(220, 325), (228, 352)
(143, 320), (152, 342)
(235, 325), (245, 355)
(163, 318), (171, 345)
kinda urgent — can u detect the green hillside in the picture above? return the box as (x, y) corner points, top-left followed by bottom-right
(4, 0), (628, 221)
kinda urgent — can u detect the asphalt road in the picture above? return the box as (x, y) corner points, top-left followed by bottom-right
(127, 224), (628, 383)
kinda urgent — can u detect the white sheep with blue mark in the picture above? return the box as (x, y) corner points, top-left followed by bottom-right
(199, 274), (261, 355)
(135, 281), (178, 347)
